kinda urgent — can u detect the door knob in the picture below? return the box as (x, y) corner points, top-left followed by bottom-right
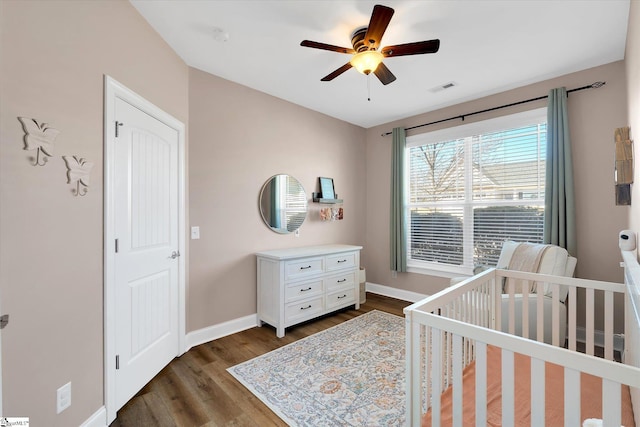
(170, 250), (180, 259)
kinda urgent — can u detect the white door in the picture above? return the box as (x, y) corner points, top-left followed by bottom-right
(113, 97), (181, 410)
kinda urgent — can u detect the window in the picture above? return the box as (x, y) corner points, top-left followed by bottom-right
(405, 109), (547, 276)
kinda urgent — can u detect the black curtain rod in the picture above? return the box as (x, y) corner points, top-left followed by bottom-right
(381, 81), (606, 137)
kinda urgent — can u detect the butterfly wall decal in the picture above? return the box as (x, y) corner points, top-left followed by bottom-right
(63, 155), (94, 196)
(17, 117), (60, 166)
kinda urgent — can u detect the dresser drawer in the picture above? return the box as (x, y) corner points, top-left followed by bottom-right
(325, 271), (356, 292)
(285, 257), (324, 281)
(285, 296), (324, 324)
(326, 288), (355, 310)
(326, 252), (357, 271)
(285, 279), (323, 302)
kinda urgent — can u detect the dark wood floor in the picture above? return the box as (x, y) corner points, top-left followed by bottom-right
(110, 293), (411, 427)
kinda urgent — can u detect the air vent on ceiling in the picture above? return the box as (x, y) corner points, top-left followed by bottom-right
(430, 81), (457, 93)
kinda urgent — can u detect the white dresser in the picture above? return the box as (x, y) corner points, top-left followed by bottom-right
(256, 244), (362, 337)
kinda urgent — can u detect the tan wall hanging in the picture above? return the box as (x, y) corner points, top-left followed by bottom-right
(63, 156), (94, 197)
(615, 126), (633, 205)
(18, 117), (59, 166)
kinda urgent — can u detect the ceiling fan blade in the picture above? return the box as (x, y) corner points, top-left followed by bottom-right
(321, 63), (353, 81)
(301, 40), (355, 54)
(381, 39), (440, 57)
(373, 62), (396, 85)
(364, 5), (394, 50)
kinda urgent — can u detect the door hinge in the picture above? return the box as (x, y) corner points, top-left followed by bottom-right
(115, 238), (119, 253)
(115, 121), (123, 138)
(0, 314), (8, 329)
(116, 355), (120, 370)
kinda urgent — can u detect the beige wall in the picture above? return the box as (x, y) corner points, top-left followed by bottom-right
(364, 62), (629, 321)
(188, 68), (366, 331)
(0, 0), (189, 425)
(0, 1), (366, 423)
(628, 1), (640, 238)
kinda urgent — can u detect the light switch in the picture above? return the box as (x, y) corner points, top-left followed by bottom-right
(191, 226), (200, 239)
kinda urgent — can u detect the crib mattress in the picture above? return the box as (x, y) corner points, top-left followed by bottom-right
(422, 345), (635, 426)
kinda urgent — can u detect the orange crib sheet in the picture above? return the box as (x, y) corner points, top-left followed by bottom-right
(422, 345), (634, 426)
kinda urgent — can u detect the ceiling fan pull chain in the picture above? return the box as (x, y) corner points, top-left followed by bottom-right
(367, 74), (371, 101)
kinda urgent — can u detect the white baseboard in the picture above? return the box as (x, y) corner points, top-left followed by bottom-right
(81, 406), (107, 427)
(183, 284), (425, 352)
(185, 313), (259, 352)
(575, 326), (625, 353)
(365, 282), (428, 303)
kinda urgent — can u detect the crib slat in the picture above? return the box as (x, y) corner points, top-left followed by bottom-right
(444, 321), (450, 391)
(425, 326), (432, 417)
(431, 329), (442, 427)
(522, 291), (529, 339)
(406, 315), (423, 426)
(502, 349), (515, 426)
(452, 335), (463, 427)
(604, 290), (614, 361)
(485, 281), (491, 328)
(586, 288), (595, 356)
(564, 368), (580, 427)
(476, 342), (487, 427)
(482, 282), (488, 328)
(602, 379), (621, 426)
(508, 281), (516, 335)
(494, 277), (501, 331)
(536, 290), (544, 342)
(568, 286), (577, 351)
(531, 358), (545, 426)
(460, 294), (468, 322)
(473, 288), (479, 327)
(552, 285), (560, 346)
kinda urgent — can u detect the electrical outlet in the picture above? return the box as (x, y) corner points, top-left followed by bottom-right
(191, 226), (200, 240)
(57, 382), (71, 413)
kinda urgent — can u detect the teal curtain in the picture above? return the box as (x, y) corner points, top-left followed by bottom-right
(270, 177), (281, 229)
(544, 88), (576, 256)
(390, 127), (407, 272)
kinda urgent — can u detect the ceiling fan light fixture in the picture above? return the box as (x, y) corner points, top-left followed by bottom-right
(350, 50), (384, 75)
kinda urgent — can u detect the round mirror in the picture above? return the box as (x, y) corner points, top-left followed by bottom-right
(259, 174), (308, 234)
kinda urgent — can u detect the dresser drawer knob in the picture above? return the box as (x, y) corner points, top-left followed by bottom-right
(337, 278), (346, 283)
(300, 287), (312, 292)
(300, 304), (312, 310)
(337, 259), (347, 263)
(337, 294), (347, 299)
(300, 265), (312, 270)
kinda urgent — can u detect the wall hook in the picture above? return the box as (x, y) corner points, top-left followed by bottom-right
(63, 155), (94, 197)
(33, 148), (49, 166)
(17, 117), (58, 167)
(74, 181), (89, 197)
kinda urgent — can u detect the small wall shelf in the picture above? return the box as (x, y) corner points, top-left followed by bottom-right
(312, 192), (343, 204)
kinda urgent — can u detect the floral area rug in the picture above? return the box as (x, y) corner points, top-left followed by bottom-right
(227, 310), (406, 426)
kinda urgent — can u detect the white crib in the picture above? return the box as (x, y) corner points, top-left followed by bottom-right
(404, 251), (640, 426)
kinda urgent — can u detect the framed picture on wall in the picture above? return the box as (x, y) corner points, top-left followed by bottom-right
(319, 177), (335, 199)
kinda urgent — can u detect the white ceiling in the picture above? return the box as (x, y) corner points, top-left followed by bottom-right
(130, 0), (630, 129)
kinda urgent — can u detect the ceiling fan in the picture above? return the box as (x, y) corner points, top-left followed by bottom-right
(300, 4), (440, 85)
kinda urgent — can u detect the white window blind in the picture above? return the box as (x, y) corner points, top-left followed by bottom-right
(406, 109), (546, 275)
(282, 176), (307, 232)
